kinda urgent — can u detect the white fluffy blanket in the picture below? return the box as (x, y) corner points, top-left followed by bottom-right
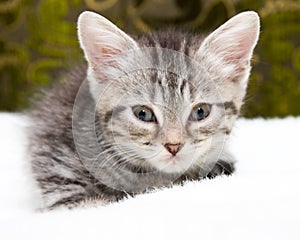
(0, 113), (299, 240)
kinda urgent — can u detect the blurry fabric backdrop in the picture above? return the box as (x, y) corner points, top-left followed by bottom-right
(0, 0), (300, 117)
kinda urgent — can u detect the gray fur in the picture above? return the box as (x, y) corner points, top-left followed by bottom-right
(28, 11), (259, 209)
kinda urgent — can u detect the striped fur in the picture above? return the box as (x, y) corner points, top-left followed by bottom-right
(29, 11), (259, 209)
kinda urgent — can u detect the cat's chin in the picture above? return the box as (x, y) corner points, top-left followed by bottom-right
(149, 156), (192, 174)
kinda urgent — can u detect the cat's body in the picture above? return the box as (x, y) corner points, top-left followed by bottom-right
(29, 11), (260, 209)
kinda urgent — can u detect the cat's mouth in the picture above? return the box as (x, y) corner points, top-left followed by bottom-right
(166, 155), (180, 164)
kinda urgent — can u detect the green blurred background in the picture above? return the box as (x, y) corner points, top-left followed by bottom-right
(0, 0), (300, 117)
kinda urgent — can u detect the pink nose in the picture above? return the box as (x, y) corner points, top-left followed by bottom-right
(164, 143), (181, 156)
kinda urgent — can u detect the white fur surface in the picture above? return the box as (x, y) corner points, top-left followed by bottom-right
(0, 113), (299, 240)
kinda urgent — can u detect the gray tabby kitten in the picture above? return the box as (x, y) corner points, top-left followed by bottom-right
(29, 11), (260, 209)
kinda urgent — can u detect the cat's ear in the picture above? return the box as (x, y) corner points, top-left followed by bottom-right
(198, 11), (260, 80)
(77, 11), (138, 69)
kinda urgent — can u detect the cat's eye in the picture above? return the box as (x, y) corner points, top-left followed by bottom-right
(133, 106), (157, 123)
(189, 103), (211, 121)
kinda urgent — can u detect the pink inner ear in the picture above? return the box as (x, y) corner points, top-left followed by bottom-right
(224, 35), (256, 64)
(89, 46), (120, 68)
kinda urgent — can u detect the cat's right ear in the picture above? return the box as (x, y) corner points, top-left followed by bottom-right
(77, 11), (138, 70)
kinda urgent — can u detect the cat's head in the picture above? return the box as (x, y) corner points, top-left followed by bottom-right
(77, 11), (260, 174)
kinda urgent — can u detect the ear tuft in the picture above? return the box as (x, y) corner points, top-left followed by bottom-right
(77, 11), (138, 69)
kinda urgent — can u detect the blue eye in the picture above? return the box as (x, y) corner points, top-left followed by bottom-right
(133, 106), (157, 123)
(189, 103), (211, 121)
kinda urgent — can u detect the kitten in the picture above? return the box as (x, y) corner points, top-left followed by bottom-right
(29, 11), (260, 209)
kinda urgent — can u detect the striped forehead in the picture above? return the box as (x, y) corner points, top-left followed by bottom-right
(148, 70), (194, 110)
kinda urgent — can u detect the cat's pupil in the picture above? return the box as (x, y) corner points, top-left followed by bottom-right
(138, 109), (147, 121)
(197, 107), (205, 119)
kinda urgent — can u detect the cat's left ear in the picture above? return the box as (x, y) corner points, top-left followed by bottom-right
(198, 11), (260, 81)
(77, 11), (138, 70)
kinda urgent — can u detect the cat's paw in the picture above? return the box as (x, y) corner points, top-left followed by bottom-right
(207, 160), (235, 179)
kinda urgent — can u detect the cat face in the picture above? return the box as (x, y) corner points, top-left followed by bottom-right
(92, 63), (229, 174)
(77, 11), (260, 174)
(94, 76), (199, 173)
